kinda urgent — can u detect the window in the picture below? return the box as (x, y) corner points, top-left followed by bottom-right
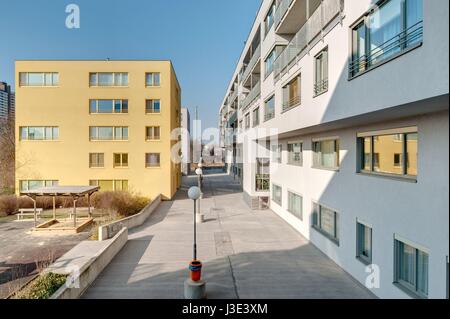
(255, 158), (270, 192)
(245, 113), (250, 130)
(90, 180), (128, 191)
(145, 73), (161, 86)
(20, 127), (59, 141)
(312, 202), (339, 243)
(145, 153), (161, 167)
(89, 126), (128, 141)
(287, 142), (303, 166)
(288, 192), (303, 220)
(89, 72), (128, 87)
(265, 46), (283, 77)
(357, 222), (372, 264)
(146, 126), (161, 140)
(89, 99), (128, 114)
(271, 144), (282, 163)
(264, 95), (275, 121)
(252, 107), (260, 127)
(314, 48), (328, 96)
(264, 1), (276, 36)
(283, 74), (301, 110)
(394, 238), (429, 298)
(19, 72), (59, 86)
(89, 153), (104, 168)
(358, 128), (418, 177)
(272, 184), (282, 205)
(146, 99), (161, 113)
(20, 180), (58, 191)
(312, 139), (339, 169)
(114, 153), (128, 168)
(350, 0), (423, 77)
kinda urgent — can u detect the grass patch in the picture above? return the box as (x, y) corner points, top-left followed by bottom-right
(12, 273), (68, 299)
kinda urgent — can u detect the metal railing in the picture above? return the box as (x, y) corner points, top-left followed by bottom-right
(241, 80), (261, 111)
(274, 0), (294, 29)
(241, 43), (261, 84)
(314, 79), (328, 96)
(229, 89), (238, 105)
(274, 0), (342, 81)
(349, 21), (423, 78)
(282, 94), (301, 111)
(255, 174), (270, 192)
(264, 108), (275, 121)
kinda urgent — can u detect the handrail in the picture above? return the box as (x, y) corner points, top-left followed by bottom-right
(241, 43), (261, 84)
(241, 81), (261, 111)
(349, 21), (423, 77)
(274, 0), (294, 29)
(274, 0), (342, 81)
(282, 95), (301, 110)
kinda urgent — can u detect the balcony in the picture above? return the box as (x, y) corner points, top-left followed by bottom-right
(255, 174), (270, 192)
(229, 89), (238, 105)
(274, 0), (343, 81)
(314, 79), (328, 96)
(282, 94), (301, 111)
(241, 43), (261, 84)
(241, 81), (261, 111)
(274, 0), (294, 30)
(349, 21), (423, 79)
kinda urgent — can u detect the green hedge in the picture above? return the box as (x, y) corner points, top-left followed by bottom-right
(13, 273), (68, 299)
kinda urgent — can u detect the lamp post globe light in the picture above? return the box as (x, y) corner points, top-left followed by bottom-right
(184, 186), (206, 299)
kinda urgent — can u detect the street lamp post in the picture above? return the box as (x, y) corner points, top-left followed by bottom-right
(195, 164), (204, 224)
(185, 186), (206, 299)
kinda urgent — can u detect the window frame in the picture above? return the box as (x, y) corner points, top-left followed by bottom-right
(145, 72), (161, 87)
(357, 127), (418, 180)
(145, 99), (161, 114)
(19, 126), (59, 141)
(356, 221), (373, 264)
(271, 183), (282, 206)
(311, 201), (340, 245)
(312, 138), (340, 170)
(264, 94), (275, 122)
(89, 153), (105, 168)
(287, 141), (303, 166)
(287, 190), (303, 221)
(113, 153), (129, 168)
(394, 236), (429, 298)
(89, 72), (129, 87)
(145, 153), (161, 168)
(89, 126), (129, 141)
(313, 47), (329, 97)
(19, 72), (59, 87)
(89, 99), (129, 114)
(19, 180), (59, 191)
(145, 126), (161, 141)
(349, 0), (424, 79)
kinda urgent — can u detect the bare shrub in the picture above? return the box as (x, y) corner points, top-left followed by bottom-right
(0, 195), (18, 216)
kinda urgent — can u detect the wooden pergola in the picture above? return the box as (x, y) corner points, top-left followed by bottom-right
(20, 186), (100, 228)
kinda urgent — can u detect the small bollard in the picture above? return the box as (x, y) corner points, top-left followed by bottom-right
(184, 279), (206, 299)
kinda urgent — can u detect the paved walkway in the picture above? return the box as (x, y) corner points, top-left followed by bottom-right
(83, 174), (374, 299)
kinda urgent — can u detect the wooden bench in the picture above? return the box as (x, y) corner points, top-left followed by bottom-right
(17, 208), (43, 220)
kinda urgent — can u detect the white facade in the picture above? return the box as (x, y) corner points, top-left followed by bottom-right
(219, 0), (449, 298)
(181, 107), (191, 175)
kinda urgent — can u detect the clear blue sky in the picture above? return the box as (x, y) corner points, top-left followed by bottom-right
(0, 0), (261, 129)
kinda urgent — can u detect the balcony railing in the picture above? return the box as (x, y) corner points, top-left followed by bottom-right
(229, 88), (238, 105)
(274, 0), (343, 81)
(241, 81), (261, 111)
(241, 43), (261, 84)
(264, 108), (275, 122)
(282, 95), (301, 111)
(274, 0), (294, 29)
(313, 79), (328, 96)
(256, 174), (270, 192)
(349, 21), (423, 78)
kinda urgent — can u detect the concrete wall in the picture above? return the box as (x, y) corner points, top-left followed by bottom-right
(98, 194), (162, 240)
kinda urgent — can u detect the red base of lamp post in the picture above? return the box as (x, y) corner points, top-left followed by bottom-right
(189, 260), (203, 282)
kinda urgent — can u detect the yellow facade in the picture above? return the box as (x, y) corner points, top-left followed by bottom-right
(15, 60), (181, 200)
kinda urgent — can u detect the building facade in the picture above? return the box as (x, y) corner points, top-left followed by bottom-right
(0, 81), (15, 120)
(15, 60), (182, 200)
(219, 0), (449, 298)
(180, 107), (191, 175)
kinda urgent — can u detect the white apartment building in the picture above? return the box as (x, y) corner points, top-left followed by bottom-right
(219, 0), (449, 299)
(181, 107), (191, 175)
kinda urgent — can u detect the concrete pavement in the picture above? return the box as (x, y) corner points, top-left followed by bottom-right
(83, 173), (375, 299)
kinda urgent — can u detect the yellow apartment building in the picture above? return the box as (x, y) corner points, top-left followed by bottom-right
(15, 60), (182, 200)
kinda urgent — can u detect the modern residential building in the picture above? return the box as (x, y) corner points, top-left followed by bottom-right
(218, 0), (449, 299)
(15, 60), (182, 200)
(0, 81), (15, 120)
(180, 107), (191, 175)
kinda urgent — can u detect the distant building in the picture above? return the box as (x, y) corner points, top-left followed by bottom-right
(180, 107), (191, 175)
(0, 82), (14, 120)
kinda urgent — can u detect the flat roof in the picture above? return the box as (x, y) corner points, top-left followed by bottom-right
(20, 186), (100, 197)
